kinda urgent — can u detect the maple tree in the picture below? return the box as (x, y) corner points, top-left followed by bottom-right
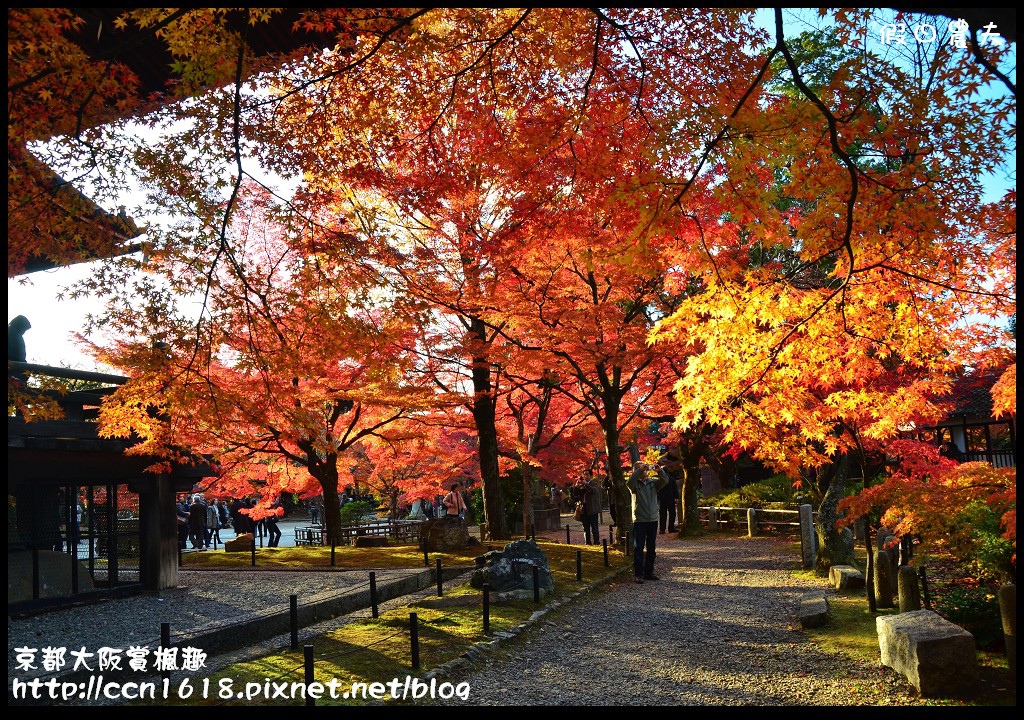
(9, 9), (1015, 568)
(249, 8), (757, 538)
(494, 364), (601, 533)
(89, 183), (443, 544)
(355, 421), (480, 519)
(648, 12), (1016, 570)
(838, 439), (1016, 580)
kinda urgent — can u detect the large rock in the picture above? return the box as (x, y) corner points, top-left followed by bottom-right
(224, 533), (254, 552)
(421, 517), (470, 552)
(876, 609), (978, 697)
(354, 536), (389, 548)
(470, 539), (555, 600)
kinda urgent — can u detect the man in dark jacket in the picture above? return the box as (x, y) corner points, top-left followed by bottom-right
(658, 474), (681, 534)
(628, 458), (669, 583)
(188, 495), (207, 550)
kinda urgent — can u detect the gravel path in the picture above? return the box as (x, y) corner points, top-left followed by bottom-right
(421, 533), (923, 706)
(9, 533), (927, 706)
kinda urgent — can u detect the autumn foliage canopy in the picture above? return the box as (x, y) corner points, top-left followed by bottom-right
(8, 9), (1015, 548)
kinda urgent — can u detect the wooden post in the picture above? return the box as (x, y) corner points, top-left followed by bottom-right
(290, 594), (299, 650)
(410, 613), (420, 670)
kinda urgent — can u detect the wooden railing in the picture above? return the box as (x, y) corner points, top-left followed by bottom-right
(698, 505), (813, 533)
(295, 518), (424, 546)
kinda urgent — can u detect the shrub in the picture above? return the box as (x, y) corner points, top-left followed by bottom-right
(951, 501), (1016, 584)
(705, 474), (814, 508)
(934, 584), (1004, 651)
(339, 499), (378, 524)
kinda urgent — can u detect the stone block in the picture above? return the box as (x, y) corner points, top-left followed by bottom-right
(997, 584), (1015, 677)
(874, 549), (895, 608)
(876, 609), (978, 697)
(798, 591), (829, 629)
(897, 566), (922, 612)
(829, 564), (865, 591)
(470, 539), (555, 598)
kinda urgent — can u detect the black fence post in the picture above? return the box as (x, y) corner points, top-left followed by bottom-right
(251, 537), (256, 567)
(290, 594), (299, 651)
(602, 539), (609, 567)
(31, 548), (40, 601)
(436, 557), (443, 596)
(71, 530), (80, 594)
(370, 571), (379, 618)
(576, 549), (583, 581)
(410, 612), (420, 670)
(331, 539), (336, 567)
(423, 547), (429, 567)
(304, 644), (315, 708)
(533, 565), (540, 603)
(565, 524), (571, 544)
(483, 583), (490, 634)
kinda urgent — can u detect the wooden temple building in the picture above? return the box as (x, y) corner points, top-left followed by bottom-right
(8, 363), (214, 614)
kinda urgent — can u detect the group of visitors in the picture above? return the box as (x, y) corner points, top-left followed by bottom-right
(176, 494), (283, 549)
(176, 494), (229, 551)
(408, 484), (472, 522)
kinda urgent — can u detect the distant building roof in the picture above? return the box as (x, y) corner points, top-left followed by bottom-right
(935, 366), (1006, 424)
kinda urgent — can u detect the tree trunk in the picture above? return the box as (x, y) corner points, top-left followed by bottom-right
(665, 433), (706, 536)
(470, 319), (507, 539)
(679, 449), (703, 536)
(604, 422), (630, 543)
(813, 453), (856, 575)
(318, 468), (342, 545)
(522, 462), (534, 536)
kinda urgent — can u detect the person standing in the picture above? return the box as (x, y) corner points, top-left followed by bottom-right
(574, 471), (603, 545)
(442, 482), (465, 520)
(217, 498), (230, 532)
(188, 494), (207, 550)
(626, 456), (669, 583)
(265, 497), (283, 547)
(176, 496), (190, 549)
(658, 474), (681, 534)
(206, 498), (222, 547)
(603, 475), (617, 526)
(310, 495), (324, 526)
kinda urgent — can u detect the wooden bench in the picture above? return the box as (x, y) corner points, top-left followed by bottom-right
(294, 520), (423, 546)
(337, 519), (423, 545)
